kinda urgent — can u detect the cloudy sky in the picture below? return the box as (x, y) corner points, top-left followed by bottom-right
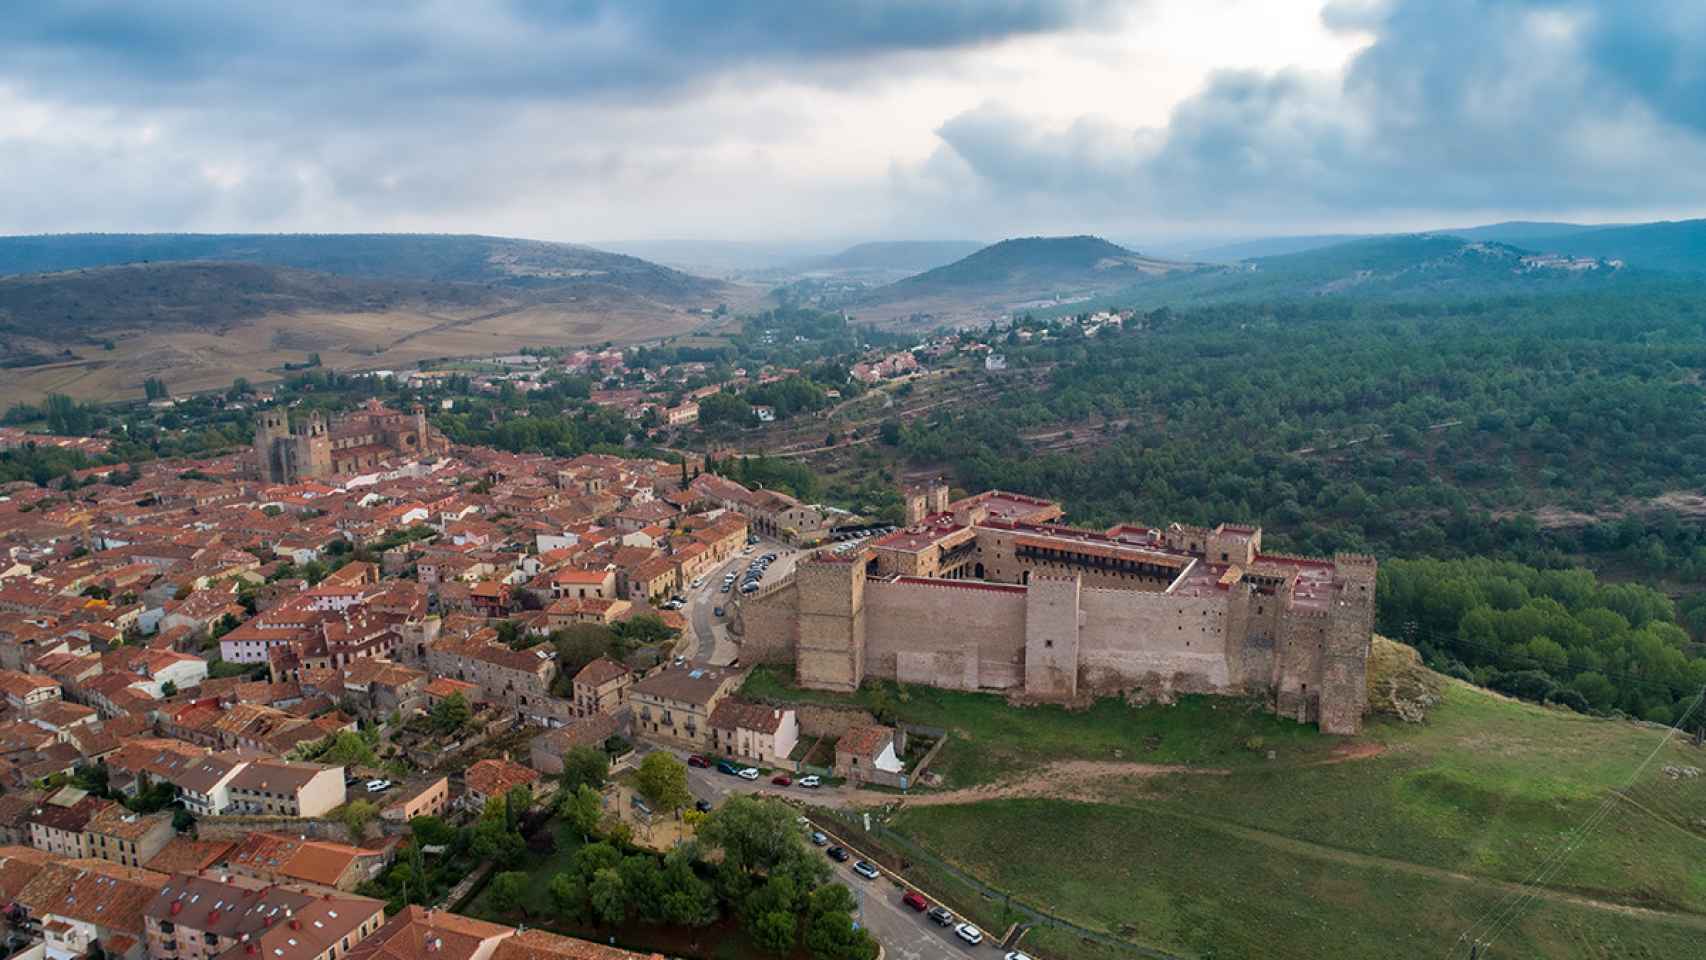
(3, 0), (1705, 250)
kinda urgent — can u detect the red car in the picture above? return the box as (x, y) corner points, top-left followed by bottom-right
(687, 755), (710, 768)
(902, 891), (929, 912)
(771, 774), (793, 786)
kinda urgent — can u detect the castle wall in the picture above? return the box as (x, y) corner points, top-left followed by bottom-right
(971, 527), (1178, 591)
(1273, 610), (1329, 725)
(737, 582), (799, 665)
(862, 578), (1027, 691)
(1075, 588), (1234, 695)
(1023, 576), (1080, 699)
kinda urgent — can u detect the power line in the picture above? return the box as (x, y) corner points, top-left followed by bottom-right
(1445, 682), (1706, 956)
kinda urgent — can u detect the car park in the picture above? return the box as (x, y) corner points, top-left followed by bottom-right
(772, 774), (792, 786)
(736, 767), (760, 780)
(927, 906), (954, 926)
(826, 846), (850, 862)
(797, 775), (821, 788)
(852, 860), (881, 880)
(954, 923), (984, 945)
(902, 891), (928, 912)
(687, 755), (710, 768)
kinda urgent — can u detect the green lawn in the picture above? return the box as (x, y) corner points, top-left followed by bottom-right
(742, 665), (1339, 787)
(894, 798), (1706, 960)
(877, 678), (1706, 960)
(464, 820), (586, 918)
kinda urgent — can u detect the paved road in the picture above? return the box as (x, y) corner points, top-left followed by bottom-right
(667, 750), (988, 960)
(684, 537), (803, 664)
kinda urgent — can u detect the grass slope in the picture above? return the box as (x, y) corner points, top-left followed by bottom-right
(874, 679), (1706, 960)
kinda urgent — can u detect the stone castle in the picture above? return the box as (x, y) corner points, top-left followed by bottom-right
(735, 484), (1376, 734)
(252, 398), (446, 484)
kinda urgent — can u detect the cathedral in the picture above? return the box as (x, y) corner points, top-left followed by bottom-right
(252, 399), (446, 483)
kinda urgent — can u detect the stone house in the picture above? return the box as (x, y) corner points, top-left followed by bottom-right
(834, 724), (908, 787)
(225, 759), (346, 817)
(462, 758), (543, 813)
(529, 713), (619, 776)
(380, 776), (451, 823)
(82, 804), (175, 869)
(571, 657), (633, 718)
(707, 700), (799, 766)
(628, 664), (741, 751)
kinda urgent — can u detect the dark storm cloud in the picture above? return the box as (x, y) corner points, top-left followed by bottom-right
(930, 0), (1706, 222)
(0, 1), (1117, 109)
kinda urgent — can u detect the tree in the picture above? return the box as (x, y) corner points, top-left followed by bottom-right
(430, 692), (473, 734)
(562, 746), (609, 793)
(589, 867), (629, 926)
(409, 815), (456, 847)
(659, 845), (717, 927)
(560, 783), (604, 841)
(635, 752), (692, 818)
(488, 871), (529, 916)
(159, 679), (178, 697)
(549, 873), (588, 920)
(808, 884), (857, 918)
(338, 799), (379, 842)
(750, 910), (797, 955)
(504, 784), (533, 833)
(471, 812), (525, 867)
(806, 910), (877, 960)
(699, 796), (828, 893)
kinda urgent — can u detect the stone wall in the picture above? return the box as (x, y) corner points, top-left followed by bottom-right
(1075, 587), (1234, 695)
(736, 582), (799, 664)
(862, 578), (1028, 690)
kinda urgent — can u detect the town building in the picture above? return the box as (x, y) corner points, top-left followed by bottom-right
(253, 399), (447, 484)
(225, 759), (346, 817)
(627, 664), (741, 750)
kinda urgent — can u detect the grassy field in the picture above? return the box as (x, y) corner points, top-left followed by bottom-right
(742, 666), (1343, 787)
(865, 678), (1706, 960)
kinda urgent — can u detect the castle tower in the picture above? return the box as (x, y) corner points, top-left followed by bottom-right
(794, 551), (867, 693)
(1023, 574), (1080, 700)
(926, 481), (950, 515)
(253, 410), (289, 483)
(1318, 553), (1377, 735)
(902, 488), (928, 526)
(411, 403), (430, 453)
(302, 411), (333, 480)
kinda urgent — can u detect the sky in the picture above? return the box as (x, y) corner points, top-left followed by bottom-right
(3, 0), (1706, 252)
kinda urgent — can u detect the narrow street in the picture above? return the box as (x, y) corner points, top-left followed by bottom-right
(683, 536), (804, 665)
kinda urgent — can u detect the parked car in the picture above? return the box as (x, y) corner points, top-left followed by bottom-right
(797, 775), (821, 788)
(954, 923), (984, 945)
(695, 799), (714, 813)
(690, 576), (705, 588)
(927, 906), (954, 926)
(771, 774), (792, 786)
(736, 767), (760, 781)
(364, 779), (392, 793)
(740, 583), (759, 594)
(719, 584), (731, 593)
(714, 606), (725, 617)
(809, 831), (828, 846)
(716, 759), (740, 775)
(630, 795), (652, 816)
(852, 860), (881, 880)
(827, 846), (850, 862)
(1005, 952), (1035, 960)
(902, 891), (928, 912)
(687, 754), (710, 768)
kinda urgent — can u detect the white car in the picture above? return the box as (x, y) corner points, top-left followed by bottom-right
(954, 923), (984, 945)
(1005, 953), (1035, 960)
(797, 774), (821, 788)
(690, 576), (705, 588)
(736, 767), (760, 780)
(852, 860), (881, 880)
(364, 779), (392, 793)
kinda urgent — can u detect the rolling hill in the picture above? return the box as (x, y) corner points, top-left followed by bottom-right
(789, 240), (985, 275)
(0, 235), (757, 406)
(852, 235), (1195, 324)
(1087, 233), (1642, 311)
(1530, 219), (1706, 273)
(0, 233), (725, 301)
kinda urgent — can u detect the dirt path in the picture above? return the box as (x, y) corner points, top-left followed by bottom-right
(855, 744), (1706, 935)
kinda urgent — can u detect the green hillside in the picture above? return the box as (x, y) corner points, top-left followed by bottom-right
(1535, 219), (1706, 273)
